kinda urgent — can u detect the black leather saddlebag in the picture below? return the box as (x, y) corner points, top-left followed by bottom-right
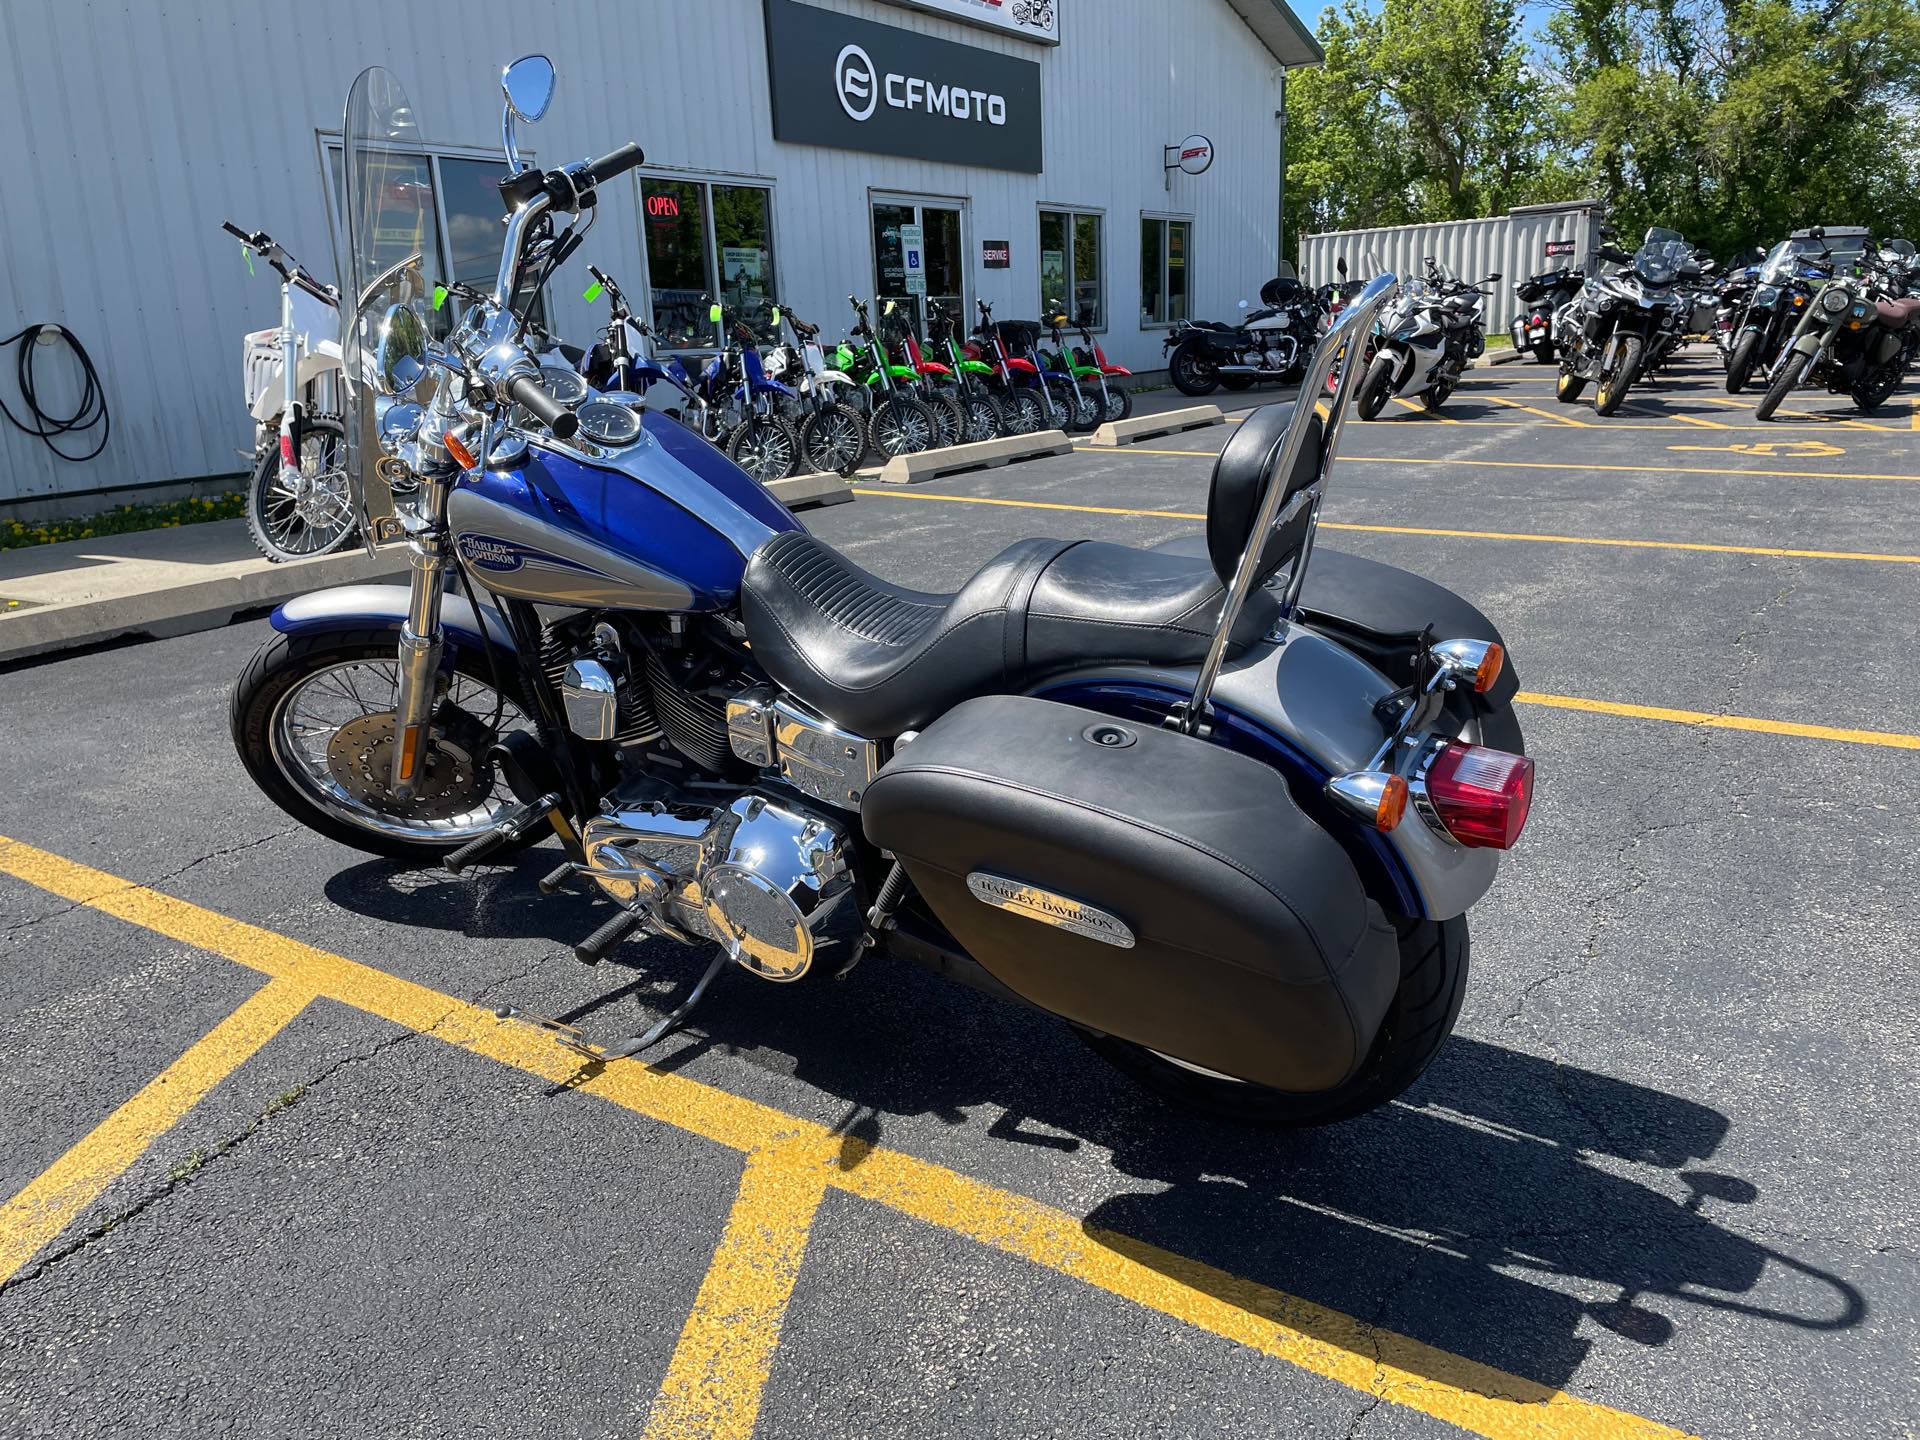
(862, 696), (1400, 1093)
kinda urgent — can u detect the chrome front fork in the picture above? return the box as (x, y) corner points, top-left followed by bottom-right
(388, 471), (455, 800)
(278, 283), (300, 479)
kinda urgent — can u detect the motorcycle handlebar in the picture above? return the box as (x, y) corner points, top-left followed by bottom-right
(507, 374), (579, 440)
(580, 142), (644, 188)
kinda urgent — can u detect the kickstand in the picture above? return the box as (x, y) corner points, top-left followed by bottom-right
(604, 947), (730, 1061)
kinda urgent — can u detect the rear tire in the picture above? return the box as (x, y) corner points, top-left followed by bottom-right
(1725, 331), (1760, 394)
(1755, 351), (1809, 421)
(1169, 340), (1221, 396)
(1086, 915), (1469, 1127)
(1355, 353), (1396, 420)
(1219, 373), (1257, 392)
(1531, 340), (1556, 365)
(926, 391), (968, 447)
(1593, 334), (1643, 416)
(1851, 364), (1900, 414)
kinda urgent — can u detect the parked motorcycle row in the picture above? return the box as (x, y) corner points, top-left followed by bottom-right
(1506, 224), (1920, 420)
(223, 55), (1536, 1127)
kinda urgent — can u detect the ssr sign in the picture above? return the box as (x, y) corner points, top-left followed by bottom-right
(764, 0), (1043, 173)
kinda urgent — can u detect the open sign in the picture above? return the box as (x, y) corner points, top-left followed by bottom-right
(646, 193), (681, 221)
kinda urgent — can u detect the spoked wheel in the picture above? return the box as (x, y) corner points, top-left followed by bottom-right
(1085, 915), (1469, 1127)
(958, 390), (1005, 443)
(727, 416), (801, 481)
(800, 402), (868, 476)
(998, 388), (1045, 436)
(868, 395), (936, 457)
(1100, 384), (1132, 424)
(247, 414), (358, 563)
(1049, 378), (1100, 433)
(925, 391), (967, 447)
(232, 632), (539, 861)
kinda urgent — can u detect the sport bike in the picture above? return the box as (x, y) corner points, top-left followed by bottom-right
(232, 57), (1536, 1127)
(1354, 261), (1498, 420)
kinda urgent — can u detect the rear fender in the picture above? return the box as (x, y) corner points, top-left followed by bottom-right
(270, 584), (517, 656)
(1032, 624), (1500, 922)
(1101, 364), (1133, 377)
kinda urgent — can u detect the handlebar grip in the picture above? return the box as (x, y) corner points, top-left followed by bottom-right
(221, 220), (252, 242)
(582, 142), (644, 187)
(508, 373), (579, 440)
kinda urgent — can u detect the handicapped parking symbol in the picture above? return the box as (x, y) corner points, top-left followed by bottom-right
(1668, 439), (1845, 459)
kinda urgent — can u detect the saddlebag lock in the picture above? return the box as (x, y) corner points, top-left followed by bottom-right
(862, 695), (1400, 1094)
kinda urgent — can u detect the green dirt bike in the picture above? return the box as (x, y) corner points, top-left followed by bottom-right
(837, 297), (940, 457)
(1034, 307), (1103, 432)
(926, 299), (1007, 442)
(1046, 308), (1133, 425)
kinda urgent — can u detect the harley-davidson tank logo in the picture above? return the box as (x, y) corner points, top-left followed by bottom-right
(458, 535), (524, 572)
(965, 873), (1135, 949)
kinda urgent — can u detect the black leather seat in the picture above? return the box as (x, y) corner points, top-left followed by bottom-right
(740, 530), (1278, 737)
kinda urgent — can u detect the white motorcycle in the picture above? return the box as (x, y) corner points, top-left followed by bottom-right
(1354, 261), (1498, 420)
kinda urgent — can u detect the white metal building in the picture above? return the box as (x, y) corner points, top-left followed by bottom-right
(0, 0), (1319, 513)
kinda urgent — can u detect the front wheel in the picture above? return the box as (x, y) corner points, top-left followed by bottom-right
(1755, 350), (1810, 421)
(1555, 364), (1587, 403)
(959, 389), (1006, 443)
(1355, 352), (1397, 420)
(1593, 335), (1644, 416)
(1168, 340), (1220, 396)
(1725, 331), (1761, 394)
(1086, 915), (1468, 1126)
(247, 414), (358, 563)
(998, 388), (1046, 436)
(926, 390), (968, 447)
(800, 402), (868, 476)
(231, 630), (540, 862)
(1100, 384), (1133, 424)
(868, 395), (936, 457)
(1051, 379), (1100, 433)
(726, 415), (801, 481)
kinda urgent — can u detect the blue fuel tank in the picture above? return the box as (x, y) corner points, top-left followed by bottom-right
(446, 412), (800, 612)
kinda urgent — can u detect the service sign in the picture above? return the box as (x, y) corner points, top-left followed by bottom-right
(1544, 239), (1577, 257)
(764, 0), (1044, 174)
(880, 0), (1060, 45)
(982, 239), (1011, 268)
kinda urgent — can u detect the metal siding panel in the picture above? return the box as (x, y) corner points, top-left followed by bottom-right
(0, 0), (1283, 503)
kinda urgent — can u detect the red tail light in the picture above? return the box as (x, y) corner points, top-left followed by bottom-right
(1423, 744), (1533, 849)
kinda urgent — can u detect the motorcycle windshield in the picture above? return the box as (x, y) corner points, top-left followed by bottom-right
(1633, 239), (1690, 287)
(339, 66), (444, 520)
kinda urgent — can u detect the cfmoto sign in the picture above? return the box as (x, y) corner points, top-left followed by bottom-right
(766, 0), (1041, 172)
(835, 44), (878, 121)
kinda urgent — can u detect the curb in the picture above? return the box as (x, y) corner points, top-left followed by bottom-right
(877, 430), (1073, 485)
(1089, 404), (1226, 447)
(1, 543), (410, 666)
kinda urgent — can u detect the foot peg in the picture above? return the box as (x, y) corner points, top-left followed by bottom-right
(538, 862), (577, 895)
(444, 793), (560, 876)
(573, 910), (641, 965)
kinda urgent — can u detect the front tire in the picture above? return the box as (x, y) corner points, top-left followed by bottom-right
(1100, 384), (1133, 424)
(1555, 364), (1587, 403)
(868, 395), (936, 457)
(231, 629), (540, 862)
(960, 390), (1006, 443)
(1725, 331), (1761, 394)
(800, 402), (868, 476)
(998, 388), (1046, 436)
(1593, 334), (1643, 416)
(726, 415), (801, 481)
(247, 414), (357, 563)
(1355, 352), (1396, 420)
(1086, 914), (1469, 1126)
(1755, 350), (1809, 420)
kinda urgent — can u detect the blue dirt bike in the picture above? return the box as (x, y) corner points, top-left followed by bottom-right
(232, 56), (1536, 1126)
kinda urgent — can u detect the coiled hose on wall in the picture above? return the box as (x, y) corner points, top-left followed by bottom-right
(0, 324), (110, 462)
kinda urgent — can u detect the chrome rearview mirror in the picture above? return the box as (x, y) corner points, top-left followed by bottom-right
(501, 55), (555, 173)
(376, 302), (429, 397)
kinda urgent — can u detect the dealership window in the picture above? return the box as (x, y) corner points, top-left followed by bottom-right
(1140, 217), (1191, 326)
(325, 143), (544, 332)
(642, 177), (777, 349)
(1039, 209), (1103, 328)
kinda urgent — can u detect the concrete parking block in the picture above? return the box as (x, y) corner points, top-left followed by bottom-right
(766, 470), (857, 509)
(1088, 404), (1226, 447)
(876, 430), (1072, 485)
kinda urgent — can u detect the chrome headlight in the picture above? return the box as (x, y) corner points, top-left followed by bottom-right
(1821, 288), (1850, 315)
(1753, 284), (1779, 305)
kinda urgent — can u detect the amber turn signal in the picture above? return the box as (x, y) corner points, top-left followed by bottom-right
(1324, 771), (1409, 833)
(443, 431), (478, 471)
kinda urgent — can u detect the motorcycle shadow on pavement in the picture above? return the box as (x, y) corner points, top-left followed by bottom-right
(322, 853), (1867, 1396)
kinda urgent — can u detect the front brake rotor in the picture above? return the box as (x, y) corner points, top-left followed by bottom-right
(326, 705), (495, 820)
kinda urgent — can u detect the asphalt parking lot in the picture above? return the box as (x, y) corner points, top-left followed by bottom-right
(1, 353), (1916, 1439)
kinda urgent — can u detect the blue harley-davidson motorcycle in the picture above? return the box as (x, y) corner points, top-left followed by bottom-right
(232, 58), (1535, 1125)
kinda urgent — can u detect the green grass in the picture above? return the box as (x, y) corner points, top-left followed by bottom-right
(2, 491), (246, 551)
(1483, 331), (1514, 350)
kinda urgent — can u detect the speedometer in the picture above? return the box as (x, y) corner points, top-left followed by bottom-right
(538, 366), (590, 408)
(577, 399), (642, 446)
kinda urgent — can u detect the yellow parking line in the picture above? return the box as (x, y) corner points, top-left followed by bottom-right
(849, 488), (1920, 565)
(1514, 693), (1920, 749)
(1694, 396), (1895, 431)
(1481, 394), (1591, 427)
(0, 837), (1695, 1440)
(1652, 410), (1732, 429)
(1069, 446), (1920, 483)
(1392, 396), (1461, 423)
(1911, 396), (1919, 431)
(0, 976), (310, 1285)
(642, 1149), (827, 1440)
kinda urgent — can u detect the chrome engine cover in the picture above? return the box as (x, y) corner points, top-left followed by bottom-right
(726, 689), (879, 809)
(579, 792), (847, 981)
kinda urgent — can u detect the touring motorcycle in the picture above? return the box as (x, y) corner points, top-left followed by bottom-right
(1508, 265), (1583, 364)
(1755, 238), (1920, 419)
(231, 57), (1535, 1127)
(1724, 228), (1865, 394)
(1555, 228), (1699, 416)
(1165, 269), (1325, 396)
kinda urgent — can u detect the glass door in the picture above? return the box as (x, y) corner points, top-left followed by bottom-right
(872, 198), (965, 336)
